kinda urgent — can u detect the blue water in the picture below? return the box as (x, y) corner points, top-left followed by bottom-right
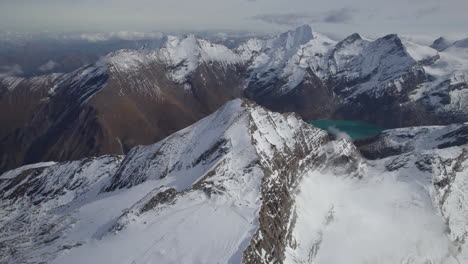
(310, 120), (385, 139)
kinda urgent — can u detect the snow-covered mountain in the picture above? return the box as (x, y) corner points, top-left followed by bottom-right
(431, 37), (452, 51)
(0, 25), (467, 173)
(0, 33), (247, 173)
(1, 99), (467, 263)
(0, 99), (360, 263)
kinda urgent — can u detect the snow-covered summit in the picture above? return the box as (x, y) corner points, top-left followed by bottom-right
(97, 34), (244, 85)
(1, 98), (467, 263)
(329, 33), (435, 98)
(0, 98), (363, 263)
(269, 24), (314, 51)
(431, 37), (452, 51)
(239, 24), (336, 94)
(157, 34), (241, 83)
(409, 36), (468, 118)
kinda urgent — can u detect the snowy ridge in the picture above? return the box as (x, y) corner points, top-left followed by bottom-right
(0, 155), (123, 263)
(0, 161), (56, 180)
(411, 37), (468, 116)
(104, 34), (242, 85)
(239, 25), (336, 94)
(0, 99), (467, 263)
(330, 34), (431, 98)
(452, 38), (468, 49)
(433, 148), (468, 260)
(0, 99), (356, 263)
(286, 124), (468, 264)
(1, 73), (63, 93)
(240, 25), (443, 101)
(1, 25), (465, 124)
(1, 76), (25, 91)
(431, 37), (452, 51)
(157, 35), (242, 84)
(106, 49), (154, 72)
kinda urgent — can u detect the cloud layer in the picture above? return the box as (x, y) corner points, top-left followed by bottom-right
(0, 0), (466, 39)
(0, 64), (23, 78)
(251, 8), (358, 26)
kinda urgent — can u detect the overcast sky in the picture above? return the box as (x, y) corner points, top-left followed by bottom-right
(1, 0), (467, 41)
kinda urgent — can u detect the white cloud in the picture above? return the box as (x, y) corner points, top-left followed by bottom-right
(77, 31), (164, 42)
(328, 126), (352, 140)
(38, 60), (59, 72)
(0, 0), (466, 43)
(288, 170), (455, 263)
(0, 64), (23, 78)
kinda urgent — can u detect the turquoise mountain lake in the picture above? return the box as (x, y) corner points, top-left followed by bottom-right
(309, 120), (385, 140)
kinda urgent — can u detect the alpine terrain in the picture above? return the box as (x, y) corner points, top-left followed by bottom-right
(0, 23), (467, 264)
(1, 25), (467, 173)
(0, 99), (467, 263)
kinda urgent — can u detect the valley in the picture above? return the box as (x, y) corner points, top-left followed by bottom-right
(0, 23), (467, 264)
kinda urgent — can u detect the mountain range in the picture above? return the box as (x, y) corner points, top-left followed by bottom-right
(1, 25), (467, 174)
(1, 98), (467, 263)
(0, 25), (467, 263)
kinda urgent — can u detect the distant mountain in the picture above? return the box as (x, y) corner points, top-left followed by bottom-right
(1, 99), (467, 263)
(0, 25), (467, 173)
(0, 31), (258, 78)
(0, 35), (246, 173)
(0, 37), (166, 77)
(431, 37), (452, 51)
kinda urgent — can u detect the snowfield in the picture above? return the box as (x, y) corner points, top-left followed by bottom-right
(0, 24), (468, 263)
(1, 99), (467, 263)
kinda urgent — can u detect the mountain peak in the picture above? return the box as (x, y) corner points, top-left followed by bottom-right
(335, 33), (364, 49)
(292, 24), (313, 37)
(431, 37), (452, 51)
(275, 24), (314, 50)
(347, 32), (362, 41)
(157, 34), (240, 83)
(381, 33), (403, 44)
(453, 37), (468, 49)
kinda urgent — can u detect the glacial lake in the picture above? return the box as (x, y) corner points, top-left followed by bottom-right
(309, 120), (386, 140)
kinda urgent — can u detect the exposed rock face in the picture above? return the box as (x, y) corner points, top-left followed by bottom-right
(0, 37), (246, 173)
(355, 124), (468, 262)
(0, 99), (364, 263)
(355, 123), (468, 159)
(1, 25), (467, 173)
(328, 34), (439, 127)
(240, 25), (338, 120)
(0, 100), (467, 263)
(0, 74), (62, 140)
(0, 155), (122, 263)
(433, 148), (468, 256)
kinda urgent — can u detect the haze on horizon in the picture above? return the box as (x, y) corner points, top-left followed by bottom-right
(1, 0), (467, 42)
